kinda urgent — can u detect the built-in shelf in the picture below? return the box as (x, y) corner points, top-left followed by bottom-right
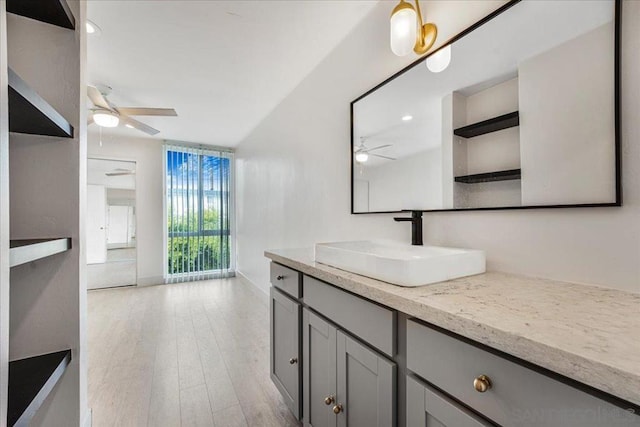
(454, 111), (519, 139)
(8, 68), (74, 138)
(454, 169), (522, 184)
(6, 0), (75, 30)
(8, 350), (72, 427)
(10, 238), (72, 268)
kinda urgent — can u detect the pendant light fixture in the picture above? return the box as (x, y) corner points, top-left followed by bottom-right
(390, 0), (437, 57)
(426, 45), (451, 73)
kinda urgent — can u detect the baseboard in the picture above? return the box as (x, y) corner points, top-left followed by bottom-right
(83, 408), (92, 427)
(236, 270), (269, 296)
(136, 275), (164, 287)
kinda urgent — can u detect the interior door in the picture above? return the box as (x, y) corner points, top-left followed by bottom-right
(303, 309), (337, 427)
(87, 184), (107, 264)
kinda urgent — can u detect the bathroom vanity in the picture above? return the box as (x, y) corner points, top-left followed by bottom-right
(265, 248), (640, 427)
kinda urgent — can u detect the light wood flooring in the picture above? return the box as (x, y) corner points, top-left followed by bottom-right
(88, 277), (301, 426)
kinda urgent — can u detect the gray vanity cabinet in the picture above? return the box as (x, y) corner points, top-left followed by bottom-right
(407, 320), (640, 427)
(303, 308), (397, 427)
(407, 376), (491, 427)
(336, 330), (396, 427)
(270, 287), (301, 419)
(303, 309), (337, 427)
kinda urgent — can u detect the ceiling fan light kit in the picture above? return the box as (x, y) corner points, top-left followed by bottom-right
(87, 85), (177, 135)
(92, 109), (119, 128)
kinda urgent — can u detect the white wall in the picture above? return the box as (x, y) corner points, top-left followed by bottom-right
(236, 0), (640, 295)
(235, 0), (508, 294)
(87, 132), (164, 285)
(360, 148), (442, 212)
(519, 23), (615, 205)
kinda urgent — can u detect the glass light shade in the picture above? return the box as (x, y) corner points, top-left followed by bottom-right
(93, 111), (119, 128)
(426, 45), (452, 73)
(355, 152), (369, 163)
(86, 20), (101, 35)
(390, 3), (417, 57)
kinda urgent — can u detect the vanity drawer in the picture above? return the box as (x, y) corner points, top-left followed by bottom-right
(303, 275), (395, 357)
(407, 320), (640, 427)
(270, 262), (302, 298)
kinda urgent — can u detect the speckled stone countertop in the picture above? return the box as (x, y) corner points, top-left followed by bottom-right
(265, 248), (640, 407)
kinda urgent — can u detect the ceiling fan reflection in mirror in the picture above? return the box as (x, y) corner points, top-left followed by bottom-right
(87, 84), (177, 136)
(354, 138), (396, 163)
(105, 168), (135, 177)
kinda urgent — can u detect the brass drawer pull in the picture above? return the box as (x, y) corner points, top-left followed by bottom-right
(333, 404), (343, 414)
(324, 395), (335, 405)
(473, 375), (492, 392)
(289, 357), (298, 365)
(276, 275), (285, 280)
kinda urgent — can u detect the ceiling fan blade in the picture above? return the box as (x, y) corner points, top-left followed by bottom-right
(120, 115), (160, 136)
(87, 85), (112, 110)
(117, 107), (178, 117)
(87, 112), (94, 126)
(371, 153), (396, 161)
(366, 144), (392, 153)
(106, 171), (135, 176)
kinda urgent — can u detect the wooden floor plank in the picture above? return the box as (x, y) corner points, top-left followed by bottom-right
(88, 277), (300, 427)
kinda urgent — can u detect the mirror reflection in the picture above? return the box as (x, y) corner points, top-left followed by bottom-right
(352, 0), (617, 213)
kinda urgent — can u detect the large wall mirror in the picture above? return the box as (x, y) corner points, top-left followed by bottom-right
(351, 0), (620, 213)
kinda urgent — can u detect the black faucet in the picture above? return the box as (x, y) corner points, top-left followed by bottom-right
(394, 211), (423, 246)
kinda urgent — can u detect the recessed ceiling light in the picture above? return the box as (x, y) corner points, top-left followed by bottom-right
(86, 20), (102, 35)
(402, 115), (413, 121)
(125, 124), (135, 129)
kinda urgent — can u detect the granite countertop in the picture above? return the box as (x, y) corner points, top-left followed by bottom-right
(265, 248), (640, 407)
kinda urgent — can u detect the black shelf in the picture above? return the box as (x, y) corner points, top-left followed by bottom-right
(455, 169), (522, 184)
(8, 350), (72, 426)
(8, 68), (74, 138)
(10, 238), (72, 268)
(454, 111), (519, 139)
(7, 0), (75, 30)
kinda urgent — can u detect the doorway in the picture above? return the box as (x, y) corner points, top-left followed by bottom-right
(87, 158), (137, 289)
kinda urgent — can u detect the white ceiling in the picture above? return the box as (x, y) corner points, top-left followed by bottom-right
(87, 0), (378, 147)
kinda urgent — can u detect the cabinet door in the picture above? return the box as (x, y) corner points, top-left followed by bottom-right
(336, 331), (396, 427)
(406, 376), (491, 427)
(270, 287), (301, 419)
(303, 309), (337, 427)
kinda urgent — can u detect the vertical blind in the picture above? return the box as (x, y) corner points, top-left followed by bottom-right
(164, 143), (234, 282)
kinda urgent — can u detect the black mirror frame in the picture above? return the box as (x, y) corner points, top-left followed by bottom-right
(350, 0), (621, 215)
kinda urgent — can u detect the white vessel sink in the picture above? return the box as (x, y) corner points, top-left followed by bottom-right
(314, 240), (485, 287)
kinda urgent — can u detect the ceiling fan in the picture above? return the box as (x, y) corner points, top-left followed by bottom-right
(87, 85), (177, 136)
(354, 138), (396, 163)
(105, 168), (135, 177)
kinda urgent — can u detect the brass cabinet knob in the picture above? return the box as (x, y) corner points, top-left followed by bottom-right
(276, 275), (285, 280)
(333, 404), (343, 414)
(473, 375), (492, 393)
(324, 395), (335, 405)
(289, 357), (298, 365)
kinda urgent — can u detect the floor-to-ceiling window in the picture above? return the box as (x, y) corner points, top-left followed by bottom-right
(164, 144), (234, 282)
